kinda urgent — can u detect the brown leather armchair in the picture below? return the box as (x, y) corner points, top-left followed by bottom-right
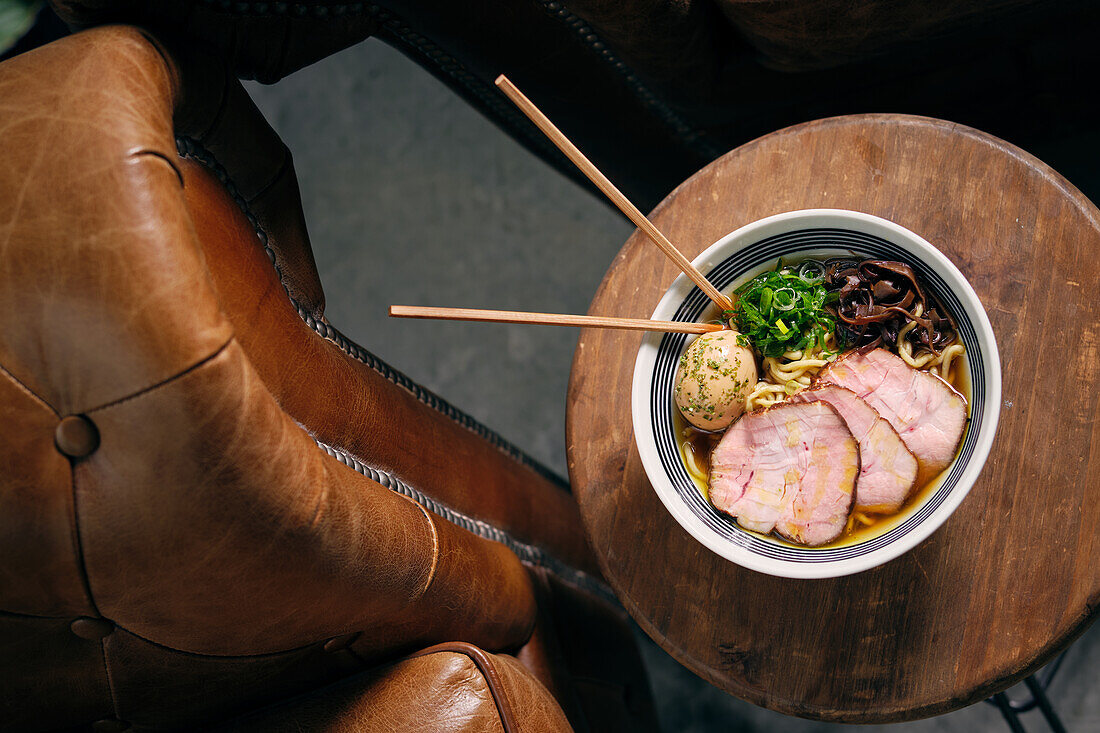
(0, 25), (655, 732)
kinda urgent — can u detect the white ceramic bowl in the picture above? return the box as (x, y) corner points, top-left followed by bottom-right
(632, 209), (1001, 578)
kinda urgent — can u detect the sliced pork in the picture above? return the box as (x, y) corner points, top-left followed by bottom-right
(816, 348), (967, 485)
(790, 385), (919, 513)
(709, 401), (859, 546)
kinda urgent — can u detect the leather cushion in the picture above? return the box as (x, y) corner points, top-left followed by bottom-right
(219, 643), (573, 733)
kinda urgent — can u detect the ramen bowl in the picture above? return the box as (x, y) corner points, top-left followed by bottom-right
(631, 209), (1000, 579)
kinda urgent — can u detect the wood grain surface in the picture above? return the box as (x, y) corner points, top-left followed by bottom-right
(566, 114), (1100, 722)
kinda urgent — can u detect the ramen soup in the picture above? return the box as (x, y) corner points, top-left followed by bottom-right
(672, 256), (970, 548)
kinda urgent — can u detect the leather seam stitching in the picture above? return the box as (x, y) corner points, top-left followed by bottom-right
(0, 611), (330, 659)
(314, 438), (618, 606)
(66, 339), (237, 637)
(103, 624), (322, 660)
(174, 137), (569, 490)
(103, 627), (321, 660)
(299, 316), (568, 488)
(82, 334), (234, 415)
(68, 435), (105, 632)
(0, 361), (59, 417)
(173, 142), (617, 606)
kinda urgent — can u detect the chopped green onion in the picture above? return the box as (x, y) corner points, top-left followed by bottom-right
(772, 288), (796, 311)
(726, 260), (838, 358)
(798, 260), (825, 284)
(759, 287), (773, 313)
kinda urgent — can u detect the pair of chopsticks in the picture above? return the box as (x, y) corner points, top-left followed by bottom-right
(389, 75), (730, 336)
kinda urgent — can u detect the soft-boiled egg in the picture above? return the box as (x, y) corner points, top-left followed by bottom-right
(674, 330), (757, 431)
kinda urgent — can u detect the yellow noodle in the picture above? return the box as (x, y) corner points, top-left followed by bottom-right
(742, 312), (971, 417)
(743, 382), (787, 412)
(937, 343), (965, 381)
(898, 339), (936, 369)
(896, 306), (935, 368)
(893, 303), (966, 376)
(680, 279), (971, 548)
(844, 513), (857, 535)
(764, 356), (830, 382)
(683, 441), (708, 483)
(743, 335), (840, 412)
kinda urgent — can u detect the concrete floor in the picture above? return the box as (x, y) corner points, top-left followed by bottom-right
(246, 39), (1100, 733)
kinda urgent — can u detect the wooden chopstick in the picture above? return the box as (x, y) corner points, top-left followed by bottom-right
(389, 305), (723, 334)
(493, 74), (733, 312)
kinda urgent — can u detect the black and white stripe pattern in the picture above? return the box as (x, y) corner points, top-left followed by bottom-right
(650, 228), (985, 562)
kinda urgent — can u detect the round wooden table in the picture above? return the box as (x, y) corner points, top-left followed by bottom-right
(566, 114), (1100, 722)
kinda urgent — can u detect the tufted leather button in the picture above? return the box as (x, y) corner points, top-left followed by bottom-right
(70, 617), (115, 641)
(54, 415), (100, 458)
(90, 718), (130, 732)
(323, 632), (359, 652)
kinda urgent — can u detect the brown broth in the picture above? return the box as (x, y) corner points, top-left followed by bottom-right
(675, 352), (971, 548)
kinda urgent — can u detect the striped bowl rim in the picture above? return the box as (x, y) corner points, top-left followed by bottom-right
(631, 210), (1001, 578)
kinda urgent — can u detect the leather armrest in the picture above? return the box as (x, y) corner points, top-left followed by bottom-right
(0, 25), (538, 729)
(0, 24), (654, 732)
(220, 643), (573, 733)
